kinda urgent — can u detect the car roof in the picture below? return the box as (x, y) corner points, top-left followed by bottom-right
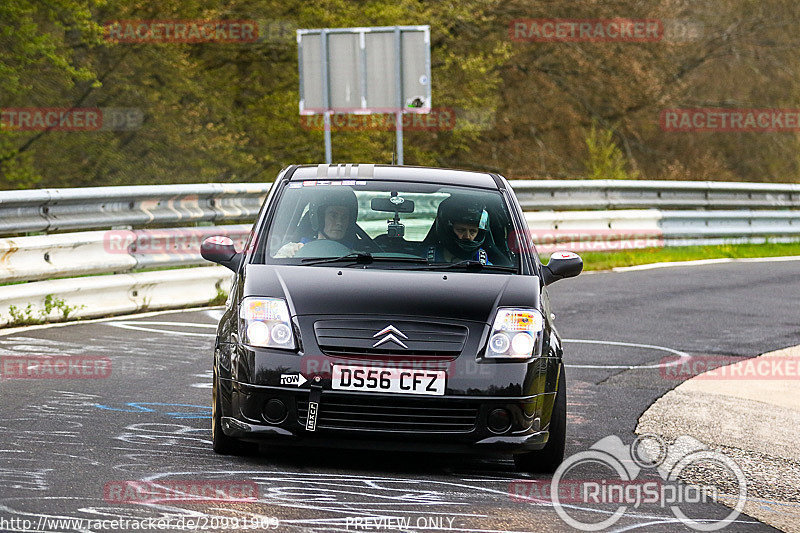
(288, 164), (500, 189)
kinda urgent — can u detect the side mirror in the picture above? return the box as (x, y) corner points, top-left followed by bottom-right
(542, 251), (583, 286)
(201, 236), (242, 272)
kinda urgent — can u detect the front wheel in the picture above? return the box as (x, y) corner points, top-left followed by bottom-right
(514, 365), (566, 474)
(212, 369), (256, 455)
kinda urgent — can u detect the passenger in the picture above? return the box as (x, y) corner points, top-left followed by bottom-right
(274, 188), (358, 258)
(426, 195), (491, 264)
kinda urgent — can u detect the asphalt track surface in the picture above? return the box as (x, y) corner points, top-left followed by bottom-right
(1, 260), (798, 532)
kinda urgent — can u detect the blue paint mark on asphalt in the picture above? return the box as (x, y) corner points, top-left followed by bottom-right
(95, 402), (211, 419)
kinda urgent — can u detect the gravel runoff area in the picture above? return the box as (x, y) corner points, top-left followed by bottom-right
(637, 345), (800, 533)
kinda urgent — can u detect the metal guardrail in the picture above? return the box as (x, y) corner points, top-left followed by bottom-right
(0, 225), (252, 283)
(2, 180), (799, 237)
(0, 179), (798, 326)
(661, 210), (800, 238)
(511, 180), (800, 210)
(0, 183), (269, 236)
(0, 267), (231, 325)
(0, 184), (265, 325)
(524, 209), (800, 252)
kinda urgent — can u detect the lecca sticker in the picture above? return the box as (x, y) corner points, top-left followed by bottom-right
(554, 251), (578, 259)
(206, 236), (234, 246)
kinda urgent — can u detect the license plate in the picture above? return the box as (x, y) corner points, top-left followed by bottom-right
(331, 365), (446, 396)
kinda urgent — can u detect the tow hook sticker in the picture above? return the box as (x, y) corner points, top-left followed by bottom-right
(306, 401), (319, 431)
(280, 373), (307, 386)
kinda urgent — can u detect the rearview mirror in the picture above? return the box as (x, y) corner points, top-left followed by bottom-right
(201, 236), (242, 272)
(542, 251), (583, 286)
(371, 196), (415, 213)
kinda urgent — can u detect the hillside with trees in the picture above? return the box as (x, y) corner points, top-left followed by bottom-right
(2, 0), (799, 188)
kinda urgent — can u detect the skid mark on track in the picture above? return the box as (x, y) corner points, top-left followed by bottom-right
(128, 470), (759, 533)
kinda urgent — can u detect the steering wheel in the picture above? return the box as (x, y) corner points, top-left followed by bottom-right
(293, 239), (352, 258)
(354, 226), (383, 253)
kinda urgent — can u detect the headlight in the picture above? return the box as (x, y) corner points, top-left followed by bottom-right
(239, 297), (296, 349)
(485, 308), (544, 359)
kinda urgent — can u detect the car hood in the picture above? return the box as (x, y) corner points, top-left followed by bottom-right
(242, 265), (540, 324)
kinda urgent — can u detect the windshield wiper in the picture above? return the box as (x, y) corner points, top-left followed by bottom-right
(302, 252), (375, 265)
(412, 259), (518, 272)
(302, 252), (430, 266)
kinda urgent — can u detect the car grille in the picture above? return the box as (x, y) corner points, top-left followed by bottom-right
(297, 395), (479, 433)
(314, 319), (468, 357)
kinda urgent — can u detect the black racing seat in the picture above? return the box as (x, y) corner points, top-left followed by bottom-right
(372, 233), (426, 257)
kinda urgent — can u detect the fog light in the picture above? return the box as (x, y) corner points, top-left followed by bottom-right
(271, 323), (292, 345)
(487, 408), (512, 434)
(263, 399), (287, 424)
(489, 333), (510, 354)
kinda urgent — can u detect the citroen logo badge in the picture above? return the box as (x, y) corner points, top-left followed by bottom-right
(372, 325), (408, 349)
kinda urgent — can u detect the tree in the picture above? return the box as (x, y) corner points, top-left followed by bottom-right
(584, 123), (639, 179)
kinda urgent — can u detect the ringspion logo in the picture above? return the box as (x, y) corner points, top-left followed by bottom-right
(511, 434), (746, 531)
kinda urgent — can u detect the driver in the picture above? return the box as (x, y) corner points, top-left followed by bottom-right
(274, 188), (358, 258)
(426, 195), (491, 264)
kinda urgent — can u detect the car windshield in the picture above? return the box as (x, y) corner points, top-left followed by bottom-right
(254, 180), (521, 272)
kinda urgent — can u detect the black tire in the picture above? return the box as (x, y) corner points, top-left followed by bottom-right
(514, 365), (566, 474)
(212, 369), (255, 455)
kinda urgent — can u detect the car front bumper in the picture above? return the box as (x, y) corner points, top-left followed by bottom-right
(218, 380), (554, 454)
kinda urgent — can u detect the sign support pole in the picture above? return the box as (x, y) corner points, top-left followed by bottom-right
(395, 111), (403, 166)
(394, 27), (404, 165)
(323, 111), (332, 164)
(321, 29), (332, 164)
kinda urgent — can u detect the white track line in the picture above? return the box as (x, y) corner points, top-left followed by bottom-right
(107, 321), (217, 337)
(563, 339), (691, 370)
(612, 255), (800, 272)
(0, 306), (222, 337)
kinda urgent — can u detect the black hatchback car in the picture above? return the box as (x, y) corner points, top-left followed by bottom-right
(201, 164), (582, 472)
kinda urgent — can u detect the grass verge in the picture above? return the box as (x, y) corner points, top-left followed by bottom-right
(551, 242), (800, 271)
